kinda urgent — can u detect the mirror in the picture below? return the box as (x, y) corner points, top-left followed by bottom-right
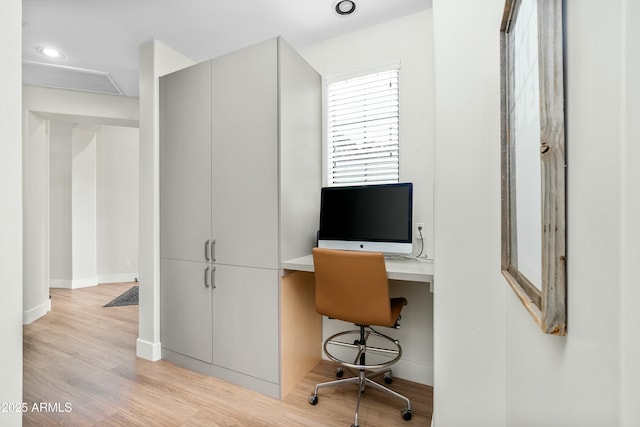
(500, 0), (566, 335)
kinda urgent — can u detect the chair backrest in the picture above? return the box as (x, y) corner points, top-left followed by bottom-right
(312, 248), (393, 327)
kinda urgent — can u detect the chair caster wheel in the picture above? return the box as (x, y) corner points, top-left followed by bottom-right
(309, 394), (318, 405)
(401, 408), (412, 421)
(336, 367), (344, 378)
(384, 372), (393, 384)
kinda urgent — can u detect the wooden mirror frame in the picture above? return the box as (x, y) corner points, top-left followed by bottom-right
(500, 0), (567, 335)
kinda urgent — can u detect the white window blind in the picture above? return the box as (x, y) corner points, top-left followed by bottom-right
(327, 69), (399, 186)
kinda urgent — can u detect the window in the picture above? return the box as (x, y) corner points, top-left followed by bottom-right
(326, 68), (399, 186)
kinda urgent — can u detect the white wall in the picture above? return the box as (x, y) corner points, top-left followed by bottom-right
(137, 40), (195, 361)
(432, 1), (506, 426)
(23, 86), (139, 126)
(0, 0), (23, 424)
(71, 127), (98, 286)
(23, 86), (139, 322)
(23, 111), (51, 324)
(49, 121), (139, 288)
(620, 2), (640, 425)
(299, 10), (435, 258)
(298, 10), (435, 385)
(97, 125), (140, 283)
(432, 0), (640, 426)
(50, 122), (73, 282)
(504, 1), (640, 426)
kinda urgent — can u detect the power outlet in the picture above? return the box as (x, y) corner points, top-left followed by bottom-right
(123, 259), (131, 267)
(415, 223), (425, 240)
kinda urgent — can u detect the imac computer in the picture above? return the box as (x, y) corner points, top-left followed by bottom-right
(318, 182), (413, 254)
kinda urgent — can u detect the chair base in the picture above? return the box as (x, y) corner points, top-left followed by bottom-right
(308, 326), (412, 426)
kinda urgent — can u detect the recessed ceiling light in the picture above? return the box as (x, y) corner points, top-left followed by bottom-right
(334, 0), (356, 16)
(36, 46), (64, 59)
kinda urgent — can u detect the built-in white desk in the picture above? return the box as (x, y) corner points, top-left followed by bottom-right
(279, 254), (434, 398)
(282, 254), (434, 290)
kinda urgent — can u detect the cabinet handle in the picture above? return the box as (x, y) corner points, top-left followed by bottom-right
(211, 266), (216, 289)
(211, 239), (216, 262)
(204, 239), (211, 261)
(204, 265), (210, 288)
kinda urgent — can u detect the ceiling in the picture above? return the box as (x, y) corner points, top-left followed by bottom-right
(22, 0), (432, 98)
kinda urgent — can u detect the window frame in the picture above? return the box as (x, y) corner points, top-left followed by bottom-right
(322, 60), (401, 187)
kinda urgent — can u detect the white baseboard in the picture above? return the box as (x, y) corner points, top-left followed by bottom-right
(49, 279), (72, 289)
(50, 274), (138, 289)
(71, 277), (99, 289)
(321, 354), (433, 386)
(98, 273), (138, 284)
(394, 358), (434, 386)
(136, 338), (162, 361)
(23, 298), (51, 325)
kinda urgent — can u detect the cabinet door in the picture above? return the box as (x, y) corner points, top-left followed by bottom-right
(160, 258), (213, 363)
(211, 264), (279, 384)
(211, 39), (279, 269)
(160, 61), (212, 263)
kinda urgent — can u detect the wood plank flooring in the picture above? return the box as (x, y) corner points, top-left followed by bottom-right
(23, 282), (433, 426)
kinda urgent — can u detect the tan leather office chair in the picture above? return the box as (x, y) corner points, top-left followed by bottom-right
(309, 248), (412, 426)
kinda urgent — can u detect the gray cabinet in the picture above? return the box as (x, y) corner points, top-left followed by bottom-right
(211, 265), (279, 383)
(160, 258), (213, 363)
(160, 60), (211, 264)
(159, 60), (213, 363)
(159, 37), (321, 399)
(211, 40), (279, 269)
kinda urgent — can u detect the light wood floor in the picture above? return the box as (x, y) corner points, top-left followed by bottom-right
(23, 282), (433, 426)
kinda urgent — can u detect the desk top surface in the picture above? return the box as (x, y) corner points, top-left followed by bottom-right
(281, 254), (434, 287)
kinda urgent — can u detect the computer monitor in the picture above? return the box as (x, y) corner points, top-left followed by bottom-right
(318, 182), (413, 254)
